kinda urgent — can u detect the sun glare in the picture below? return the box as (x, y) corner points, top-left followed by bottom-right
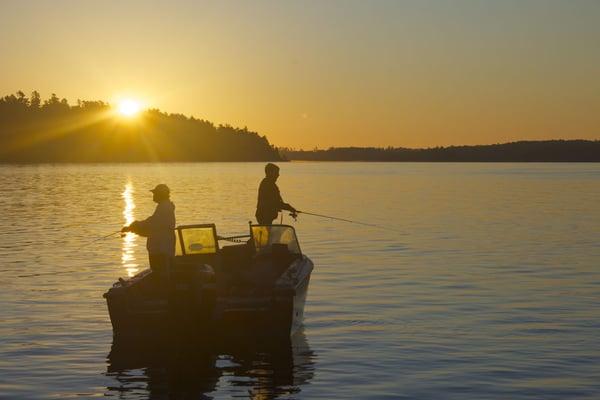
(117, 99), (141, 117)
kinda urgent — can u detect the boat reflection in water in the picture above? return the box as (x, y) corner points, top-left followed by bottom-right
(105, 330), (316, 399)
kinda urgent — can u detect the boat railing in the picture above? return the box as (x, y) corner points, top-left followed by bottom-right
(174, 224), (302, 257)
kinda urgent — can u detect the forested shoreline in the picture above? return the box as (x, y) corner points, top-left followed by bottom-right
(280, 140), (600, 162)
(2, 91), (598, 163)
(0, 91), (282, 162)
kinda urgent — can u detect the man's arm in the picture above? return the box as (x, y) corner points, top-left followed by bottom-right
(122, 203), (174, 236)
(280, 202), (296, 213)
(275, 186), (297, 213)
(122, 219), (152, 237)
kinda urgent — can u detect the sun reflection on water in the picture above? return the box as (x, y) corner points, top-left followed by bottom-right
(122, 182), (138, 277)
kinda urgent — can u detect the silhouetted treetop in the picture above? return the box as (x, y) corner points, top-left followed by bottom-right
(0, 91), (282, 163)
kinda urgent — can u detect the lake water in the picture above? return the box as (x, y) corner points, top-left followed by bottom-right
(0, 162), (599, 399)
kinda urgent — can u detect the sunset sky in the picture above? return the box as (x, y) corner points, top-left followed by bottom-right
(1, 0), (599, 149)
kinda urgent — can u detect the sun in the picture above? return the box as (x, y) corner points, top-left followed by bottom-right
(117, 99), (141, 117)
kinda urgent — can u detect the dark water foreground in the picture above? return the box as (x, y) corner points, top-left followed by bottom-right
(106, 333), (314, 399)
(1, 162), (599, 399)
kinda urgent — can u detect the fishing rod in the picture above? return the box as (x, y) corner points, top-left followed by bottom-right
(295, 210), (403, 233)
(86, 230), (123, 245)
(19, 230), (126, 278)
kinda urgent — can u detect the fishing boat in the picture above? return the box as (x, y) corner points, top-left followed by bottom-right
(103, 224), (314, 338)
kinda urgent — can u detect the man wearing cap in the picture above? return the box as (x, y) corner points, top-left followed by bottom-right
(256, 163), (297, 225)
(121, 184), (176, 282)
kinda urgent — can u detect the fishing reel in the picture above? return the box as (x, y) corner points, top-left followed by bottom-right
(288, 211), (298, 221)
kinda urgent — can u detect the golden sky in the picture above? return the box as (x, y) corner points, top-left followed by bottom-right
(1, 0), (599, 149)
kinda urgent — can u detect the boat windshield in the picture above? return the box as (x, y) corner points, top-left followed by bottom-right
(251, 225), (301, 255)
(176, 224), (218, 255)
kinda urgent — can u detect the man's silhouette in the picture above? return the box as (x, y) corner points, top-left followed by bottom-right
(122, 184), (176, 281)
(255, 163), (297, 225)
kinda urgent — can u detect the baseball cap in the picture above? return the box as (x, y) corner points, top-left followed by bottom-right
(150, 184), (170, 195)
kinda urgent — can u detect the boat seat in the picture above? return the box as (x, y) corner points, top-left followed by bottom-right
(220, 243), (254, 271)
(217, 242), (301, 293)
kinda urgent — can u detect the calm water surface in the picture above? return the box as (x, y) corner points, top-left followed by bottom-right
(0, 162), (599, 399)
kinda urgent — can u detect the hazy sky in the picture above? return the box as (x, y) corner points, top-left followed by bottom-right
(1, 0), (599, 148)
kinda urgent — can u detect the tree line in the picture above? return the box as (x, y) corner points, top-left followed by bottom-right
(0, 91), (282, 162)
(280, 140), (600, 162)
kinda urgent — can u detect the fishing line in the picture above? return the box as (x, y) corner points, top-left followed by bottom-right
(296, 210), (404, 233)
(18, 270), (80, 278)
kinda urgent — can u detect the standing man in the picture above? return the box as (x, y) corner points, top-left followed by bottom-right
(256, 163), (297, 225)
(122, 184), (176, 281)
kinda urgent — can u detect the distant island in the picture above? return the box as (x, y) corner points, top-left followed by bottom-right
(0, 91), (282, 162)
(281, 140), (600, 162)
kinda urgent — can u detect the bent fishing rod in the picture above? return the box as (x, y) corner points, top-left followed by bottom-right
(87, 230), (124, 245)
(22, 230), (124, 278)
(26, 229), (128, 278)
(293, 210), (404, 233)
